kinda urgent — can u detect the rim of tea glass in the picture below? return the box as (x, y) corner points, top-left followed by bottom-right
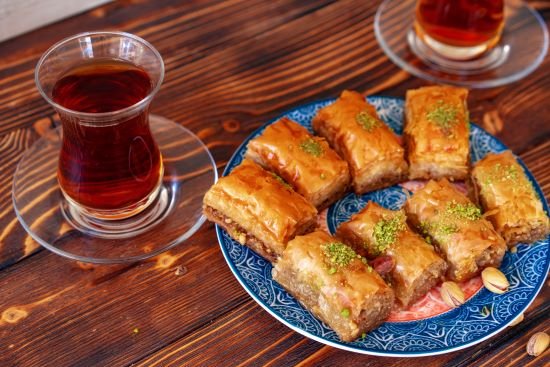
(34, 31), (165, 120)
(374, 0), (549, 88)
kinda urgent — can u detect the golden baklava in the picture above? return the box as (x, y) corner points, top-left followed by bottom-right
(404, 85), (470, 180)
(405, 179), (506, 282)
(246, 117), (350, 209)
(471, 151), (550, 247)
(203, 159), (317, 262)
(272, 231), (394, 342)
(336, 202), (447, 308)
(312, 90), (408, 194)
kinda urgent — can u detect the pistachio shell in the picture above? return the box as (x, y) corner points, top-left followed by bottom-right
(440, 281), (465, 308)
(509, 313), (524, 327)
(481, 267), (509, 294)
(527, 332), (549, 357)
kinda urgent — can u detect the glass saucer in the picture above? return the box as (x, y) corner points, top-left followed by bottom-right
(374, 0), (548, 88)
(12, 115), (217, 264)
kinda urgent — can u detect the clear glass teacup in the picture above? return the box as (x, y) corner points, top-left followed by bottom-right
(35, 31), (165, 221)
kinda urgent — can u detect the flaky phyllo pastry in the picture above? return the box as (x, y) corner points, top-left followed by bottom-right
(405, 179), (507, 282)
(203, 159), (317, 262)
(246, 117), (350, 209)
(336, 202), (447, 308)
(272, 231), (394, 342)
(471, 151), (550, 247)
(404, 85), (470, 181)
(312, 90), (408, 194)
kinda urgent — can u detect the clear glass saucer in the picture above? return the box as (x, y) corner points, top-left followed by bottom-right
(374, 0), (548, 88)
(12, 115), (217, 264)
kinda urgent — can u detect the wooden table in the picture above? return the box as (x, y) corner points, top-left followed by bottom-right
(1, 1), (548, 366)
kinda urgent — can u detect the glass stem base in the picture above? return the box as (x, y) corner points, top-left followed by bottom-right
(60, 180), (170, 239)
(59, 167), (164, 222)
(414, 22), (501, 61)
(407, 29), (510, 75)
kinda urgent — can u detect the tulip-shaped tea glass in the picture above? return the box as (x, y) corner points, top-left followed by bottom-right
(12, 32), (217, 263)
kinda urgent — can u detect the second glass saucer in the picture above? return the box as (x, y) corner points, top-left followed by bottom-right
(374, 0), (548, 88)
(12, 115), (217, 264)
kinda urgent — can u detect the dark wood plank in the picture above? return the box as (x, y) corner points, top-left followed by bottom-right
(0, 225), (250, 367)
(0, 121), (53, 269)
(133, 300), (323, 367)
(521, 140), (550, 195)
(0, 0), (549, 366)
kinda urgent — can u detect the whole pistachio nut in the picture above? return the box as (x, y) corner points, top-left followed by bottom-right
(527, 332), (549, 357)
(481, 267), (509, 294)
(440, 281), (465, 308)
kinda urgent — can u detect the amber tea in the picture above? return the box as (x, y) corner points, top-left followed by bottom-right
(52, 59), (163, 216)
(415, 0), (504, 59)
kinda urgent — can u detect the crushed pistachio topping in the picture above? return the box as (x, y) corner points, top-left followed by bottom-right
(446, 201), (482, 221)
(419, 201), (481, 241)
(419, 221), (430, 234)
(299, 138), (323, 157)
(270, 172), (292, 189)
(372, 214), (406, 254)
(420, 220), (457, 238)
(438, 223), (459, 236)
(355, 111), (379, 132)
(426, 100), (459, 130)
(482, 163), (521, 186)
(340, 308), (350, 318)
(481, 305), (491, 317)
(361, 332), (367, 339)
(322, 242), (371, 274)
(323, 242), (357, 268)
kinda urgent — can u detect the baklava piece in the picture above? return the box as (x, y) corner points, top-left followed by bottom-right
(203, 159), (317, 262)
(336, 202), (447, 308)
(471, 151), (550, 247)
(272, 231), (394, 342)
(405, 179), (506, 282)
(312, 90), (408, 194)
(246, 117), (350, 209)
(404, 85), (470, 181)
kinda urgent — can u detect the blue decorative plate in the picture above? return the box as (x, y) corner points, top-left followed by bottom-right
(215, 96), (549, 356)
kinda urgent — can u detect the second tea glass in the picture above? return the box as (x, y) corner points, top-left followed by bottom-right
(374, 0), (548, 88)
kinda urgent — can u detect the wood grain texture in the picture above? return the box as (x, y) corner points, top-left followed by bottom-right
(0, 225), (250, 367)
(0, 0), (548, 366)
